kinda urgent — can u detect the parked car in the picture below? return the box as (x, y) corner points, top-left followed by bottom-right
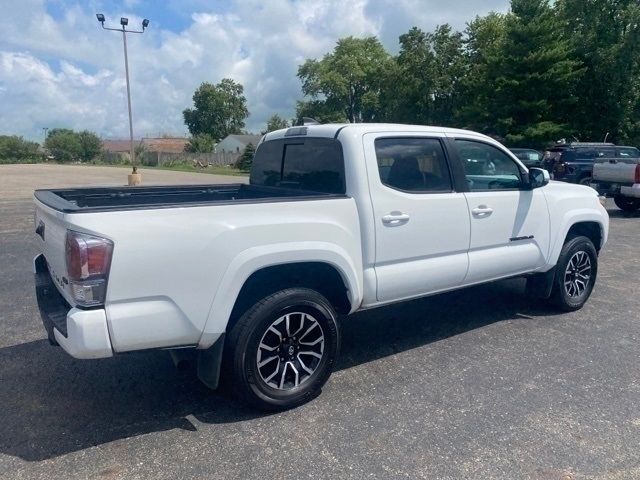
(591, 151), (640, 211)
(543, 142), (639, 186)
(543, 142), (612, 185)
(33, 123), (609, 410)
(509, 148), (544, 168)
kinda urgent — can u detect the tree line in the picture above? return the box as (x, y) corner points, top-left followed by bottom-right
(183, 0), (640, 150)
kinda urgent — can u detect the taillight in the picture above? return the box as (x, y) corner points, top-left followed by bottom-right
(65, 231), (113, 307)
(635, 164), (640, 184)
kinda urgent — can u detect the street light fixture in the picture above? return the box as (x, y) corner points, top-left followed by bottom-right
(96, 14), (149, 168)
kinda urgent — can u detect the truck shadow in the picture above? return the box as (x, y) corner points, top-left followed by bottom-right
(0, 278), (559, 462)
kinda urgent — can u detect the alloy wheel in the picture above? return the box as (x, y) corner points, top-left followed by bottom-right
(563, 251), (592, 298)
(256, 312), (325, 390)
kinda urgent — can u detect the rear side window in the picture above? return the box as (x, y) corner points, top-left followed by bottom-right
(575, 148), (597, 160)
(250, 138), (345, 194)
(374, 137), (452, 193)
(596, 147), (615, 158)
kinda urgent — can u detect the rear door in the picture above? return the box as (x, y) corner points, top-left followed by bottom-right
(450, 137), (550, 283)
(363, 133), (470, 303)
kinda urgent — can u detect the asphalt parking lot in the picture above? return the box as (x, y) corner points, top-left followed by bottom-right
(1, 164), (639, 480)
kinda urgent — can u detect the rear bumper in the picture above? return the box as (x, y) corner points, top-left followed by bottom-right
(34, 254), (113, 359)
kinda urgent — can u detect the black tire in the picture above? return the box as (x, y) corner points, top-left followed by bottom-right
(225, 288), (339, 411)
(550, 235), (598, 312)
(614, 195), (640, 212)
(578, 176), (592, 186)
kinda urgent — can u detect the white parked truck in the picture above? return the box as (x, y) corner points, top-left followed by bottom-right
(591, 149), (640, 212)
(33, 124), (609, 410)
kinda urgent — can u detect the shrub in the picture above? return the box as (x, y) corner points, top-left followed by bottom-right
(235, 143), (255, 172)
(0, 135), (41, 163)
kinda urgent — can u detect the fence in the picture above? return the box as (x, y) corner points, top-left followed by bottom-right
(102, 151), (242, 167)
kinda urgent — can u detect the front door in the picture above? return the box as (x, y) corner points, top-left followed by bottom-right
(450, 137), (550, 284)
(364, 134), (471, 303)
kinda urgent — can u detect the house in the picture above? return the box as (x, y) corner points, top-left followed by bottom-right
(141, 137), (189, 153)
(216, 134), (262, 154)
(102, 139), (140, 153)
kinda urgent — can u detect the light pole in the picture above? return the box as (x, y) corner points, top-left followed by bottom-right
(42, 127), (48, 143)
(96, 14), (149, 168)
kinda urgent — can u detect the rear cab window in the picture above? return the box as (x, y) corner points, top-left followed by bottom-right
(250, 138), (346, 194)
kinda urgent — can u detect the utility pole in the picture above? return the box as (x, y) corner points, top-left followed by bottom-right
(96, 14), (149, 167)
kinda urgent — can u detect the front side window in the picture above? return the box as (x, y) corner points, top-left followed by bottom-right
(455, 140), (522, 191)
(374, 138), (452, 193)
(617, 147), (640, 158)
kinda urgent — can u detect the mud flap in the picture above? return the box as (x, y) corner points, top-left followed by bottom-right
(525, 267), (556, 299)
(197, 333), (225, 390)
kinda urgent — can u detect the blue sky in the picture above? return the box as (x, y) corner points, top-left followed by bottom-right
(0, 0), (509, 141)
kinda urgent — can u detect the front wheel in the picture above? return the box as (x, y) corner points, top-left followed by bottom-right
(550, 235), (598, 312)
(614, 195), (640, 212)
(225, 288), (339, 411)
(578, 176), (592, 186)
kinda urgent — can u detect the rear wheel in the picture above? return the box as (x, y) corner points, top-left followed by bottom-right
(614, 195), (640, 212)
(225, 288), (339, 411)
(550, 235), (598, 312)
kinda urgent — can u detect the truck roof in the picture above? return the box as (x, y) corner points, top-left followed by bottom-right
(262, 123), (495, 143)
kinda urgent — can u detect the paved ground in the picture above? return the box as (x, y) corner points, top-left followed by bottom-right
(1, 164), (639, 479)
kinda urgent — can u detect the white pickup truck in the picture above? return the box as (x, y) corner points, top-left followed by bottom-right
(33, 124), (609, 410)
(591, 150), (640, 212)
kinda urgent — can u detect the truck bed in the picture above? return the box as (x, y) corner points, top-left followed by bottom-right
(34, 183), (344, 213)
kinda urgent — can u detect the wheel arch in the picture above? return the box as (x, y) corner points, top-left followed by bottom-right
(547, 213), (607, 268)
(197, 242), (362, 349)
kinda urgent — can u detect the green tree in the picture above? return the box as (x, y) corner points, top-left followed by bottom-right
(183, 79), (249, 141)
(44, 129), (82, 162)
(457, 13), (509, 133)
(297, 36), (394, 123)
(263, 114), (289, 134)
(461, 1), (583, 147)
(390, 25), (464, 125)
(77, 130), (102, 162)
(295, 100), (347, 124)
(430, 25), (465, 125)
(236, 142), (255, 172)
(185, 133), (216, 153)
(0, 135), (40, 162)
(504, 0), (583, 146)
(558, 0), (640, 143)
(390, 27), (436, 124)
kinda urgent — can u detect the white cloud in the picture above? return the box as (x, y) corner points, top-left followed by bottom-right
(0, 0), (509, 140)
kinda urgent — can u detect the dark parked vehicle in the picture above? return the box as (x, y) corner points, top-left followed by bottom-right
(509, 148), (544, 168)
(543, 143), (640, 186)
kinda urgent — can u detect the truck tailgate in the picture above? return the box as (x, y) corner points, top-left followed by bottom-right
(593, 161), (638, 183)
(34, 200), (75, 305)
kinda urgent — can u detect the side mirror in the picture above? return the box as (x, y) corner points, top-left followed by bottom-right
(528, 167), (550, 189)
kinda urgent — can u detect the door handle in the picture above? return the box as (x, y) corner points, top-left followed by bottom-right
(382, 212), (410, 226)
(471, 205), (493, 217)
